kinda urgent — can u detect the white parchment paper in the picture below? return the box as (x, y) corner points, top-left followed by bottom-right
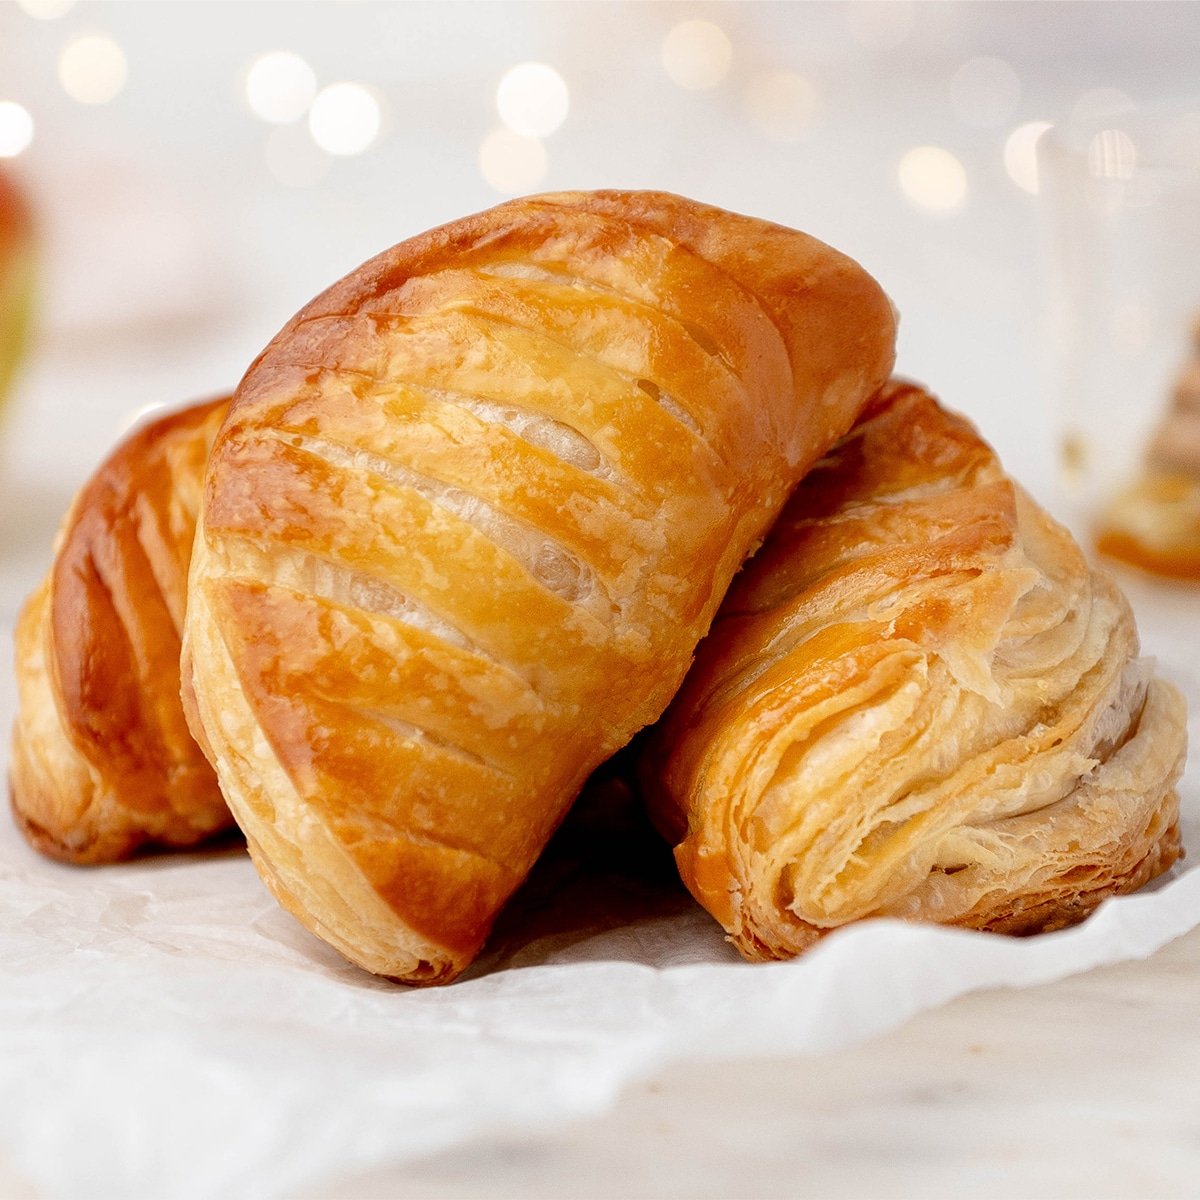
(3, 583), (1198, 1200)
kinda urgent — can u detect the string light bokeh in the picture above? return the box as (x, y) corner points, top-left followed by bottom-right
(1, 6), (1189, 217)
(56, 32), (127, 105)
(0, 102), (34, 158)
(0, 0), (1198, 504)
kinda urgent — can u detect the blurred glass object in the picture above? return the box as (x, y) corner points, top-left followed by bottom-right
(1040, 99), (1200, 578)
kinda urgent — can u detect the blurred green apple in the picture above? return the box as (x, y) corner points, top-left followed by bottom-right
(0, 167), (34, 411)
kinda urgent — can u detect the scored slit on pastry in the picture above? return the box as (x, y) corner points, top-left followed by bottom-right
(642, 379), (1187, 960)
(265, 430), (602, 606)
(182, 189), (898, 983)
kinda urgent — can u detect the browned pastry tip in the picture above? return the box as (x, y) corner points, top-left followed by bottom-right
(10, 397), (233, 863)
(643, 379), (1187, 960)
(182, 189), (898, 983)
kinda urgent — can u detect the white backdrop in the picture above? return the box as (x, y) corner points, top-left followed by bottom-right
(3, 1), (1200, 538)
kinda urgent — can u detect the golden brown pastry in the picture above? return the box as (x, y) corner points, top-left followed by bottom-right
(643, 380), (1187, 961)
(11, 397), (232, 863)
(1097, 319), (1200, 580)
(181, 189), (897, 983)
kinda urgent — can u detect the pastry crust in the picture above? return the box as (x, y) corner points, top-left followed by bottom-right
(11, 398), (232, 863)
(643, 380), (1187, 960)
(182, 190), (897, 983)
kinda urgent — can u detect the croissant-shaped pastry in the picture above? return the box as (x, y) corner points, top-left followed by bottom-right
(643, 380), (1187, 960)
(181, 190), (897, 983)
(11, 397), (232, 863)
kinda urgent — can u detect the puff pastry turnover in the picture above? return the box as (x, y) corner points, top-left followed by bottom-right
(181, 189), (897, 983)
(11, 397), (232, 863)
(643, 380), (1187, 960)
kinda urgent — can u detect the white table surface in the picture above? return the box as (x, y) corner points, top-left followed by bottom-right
(2, 4), (1199, 1197)
(295, 925), (1200, 1200)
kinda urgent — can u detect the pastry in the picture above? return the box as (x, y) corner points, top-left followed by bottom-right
(181, 189), (898, 983)
(1096, 317), (1200, 580)
(643, 380), (1187, 960)
(11, 397), (232, 863)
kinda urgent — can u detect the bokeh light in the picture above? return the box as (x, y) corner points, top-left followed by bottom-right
(742, 71), (819, 143)
(245, 51), (317, 124)
(496, 62), (569, 139)
(58, 33), (128, 105)
(15, 0), (74, 18)
(479, 128), (547, 195)
(0, 102), (35, 158)
(1004, 120), (1052, 194)
(661, 20), (733, 91)
(308, 82), (381, 156)
(1087, 128), (1137, 179)
(950, 57), (1021, 128)
(897, 145), (968, 214)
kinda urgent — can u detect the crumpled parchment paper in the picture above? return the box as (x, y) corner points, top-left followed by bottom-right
(3, 588), (1197, 1200)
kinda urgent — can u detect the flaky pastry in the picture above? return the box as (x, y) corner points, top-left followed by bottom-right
(643, 380), (1187, 960)
(11, 398), (232, 863)
(181, 189), (897, 983)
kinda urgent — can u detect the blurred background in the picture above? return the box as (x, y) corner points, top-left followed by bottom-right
(1, 0), (1199, 620)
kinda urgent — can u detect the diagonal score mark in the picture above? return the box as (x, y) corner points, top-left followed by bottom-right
(268, 429), (601, 608)
(357, 707), (508, 778)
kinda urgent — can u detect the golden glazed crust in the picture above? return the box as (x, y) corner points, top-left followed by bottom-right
(11, 398), (232, 863)
(643, 381), (1187, 960)
(182, 189), (897, 983)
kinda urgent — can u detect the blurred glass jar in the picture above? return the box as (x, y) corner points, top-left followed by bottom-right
(1039, 100), (1200, 580)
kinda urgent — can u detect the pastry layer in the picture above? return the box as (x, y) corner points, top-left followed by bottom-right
(644, 380), (1187, 959)
(182, 189), (898, 982)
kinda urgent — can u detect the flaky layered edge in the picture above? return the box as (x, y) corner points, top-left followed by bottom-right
(649, 397), (1188, 962)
